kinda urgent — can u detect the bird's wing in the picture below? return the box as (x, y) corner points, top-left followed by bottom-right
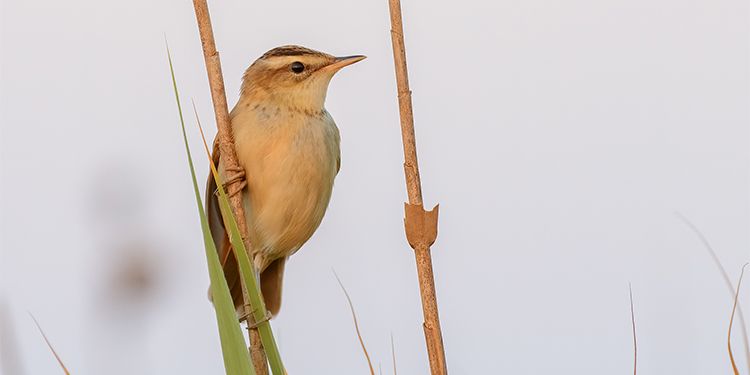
(334, 121), (341, 174)
(205, 138), (244, 312)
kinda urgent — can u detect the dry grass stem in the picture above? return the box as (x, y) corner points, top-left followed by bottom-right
(191, 1), (267, 373)
(676, 212), (750, 371)
(729, 263), (748, 375)
(387, 0), (447, 373)
(628, 284), (637, 375)
(29, 314), (70, 375)
(334, 271), (375, 375)
(391, 333), (398, 375)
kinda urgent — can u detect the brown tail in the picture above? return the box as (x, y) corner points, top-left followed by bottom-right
(260, 257), (286, 317)
(210, 239), (287, 320)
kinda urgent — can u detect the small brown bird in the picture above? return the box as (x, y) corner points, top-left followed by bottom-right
(206, 45), (365, 318)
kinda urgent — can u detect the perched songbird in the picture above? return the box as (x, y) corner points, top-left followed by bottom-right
(206, 45), (365, 318)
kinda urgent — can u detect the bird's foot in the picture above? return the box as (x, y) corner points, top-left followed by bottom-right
(215, 167), (246, 197)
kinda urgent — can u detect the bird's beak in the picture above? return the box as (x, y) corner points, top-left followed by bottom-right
(324, 55), (367, 72)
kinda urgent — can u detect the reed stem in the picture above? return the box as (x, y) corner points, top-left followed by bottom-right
(387, 0), (448, 373)
(191, 2), (268, 373)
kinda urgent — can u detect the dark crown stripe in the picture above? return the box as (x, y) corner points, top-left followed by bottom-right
(260, 45), (325, 59)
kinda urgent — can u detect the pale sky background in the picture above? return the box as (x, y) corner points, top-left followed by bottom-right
(1, 0), (749, 374)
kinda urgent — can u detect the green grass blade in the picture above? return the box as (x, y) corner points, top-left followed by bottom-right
(167, 43), (255, 375)
(193, 107), (285, 375)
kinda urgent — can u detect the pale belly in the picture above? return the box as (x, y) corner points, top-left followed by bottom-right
(231, 109), (340, 271)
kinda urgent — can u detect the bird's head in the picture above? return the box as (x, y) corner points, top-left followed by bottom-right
(240, 45), (365, 111)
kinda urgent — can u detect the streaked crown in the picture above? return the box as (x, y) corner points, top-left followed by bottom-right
(239, 45), (365, 111)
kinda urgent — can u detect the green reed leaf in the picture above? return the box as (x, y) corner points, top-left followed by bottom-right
(194, 105), (285, 375)
(167, 42), (255, 375)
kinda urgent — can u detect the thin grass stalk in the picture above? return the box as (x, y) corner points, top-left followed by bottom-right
(391, 334), (398, 375)
(334, 272), (375, 375)
(190, 1), (267, 372)
(729, 263), (748, 375)
(386, 0), (447, 373)
(30, 314), (70, 375)
(628, 284), (637, 375)
(676, 213), (750, 371)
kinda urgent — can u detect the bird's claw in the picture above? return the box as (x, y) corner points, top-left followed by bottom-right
(214, 167), (247, 197)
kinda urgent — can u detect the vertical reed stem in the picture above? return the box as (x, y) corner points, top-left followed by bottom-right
(387, 0), (448, 373)
(191, 2), (268, 374)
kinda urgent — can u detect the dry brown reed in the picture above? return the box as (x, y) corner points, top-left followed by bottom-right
(386, 0), (448, 373)
(190, 1), (268, 373)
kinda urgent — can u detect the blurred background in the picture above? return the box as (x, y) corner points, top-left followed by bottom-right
(1, 0), (748, 373)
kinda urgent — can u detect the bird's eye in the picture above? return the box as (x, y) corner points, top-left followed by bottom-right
(290, 61), (305, 74)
